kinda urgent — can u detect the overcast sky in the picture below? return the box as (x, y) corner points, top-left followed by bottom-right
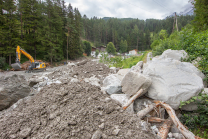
(65, 0), (192, 19)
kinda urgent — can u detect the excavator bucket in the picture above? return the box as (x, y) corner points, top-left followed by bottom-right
(11, 63), (21, 70)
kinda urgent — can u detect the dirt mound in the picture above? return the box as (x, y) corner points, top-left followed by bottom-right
(0, 81), (157, 139)
(73, 60), (110, 80)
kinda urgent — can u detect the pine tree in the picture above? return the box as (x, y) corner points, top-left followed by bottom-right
(3, 0), (21, 65)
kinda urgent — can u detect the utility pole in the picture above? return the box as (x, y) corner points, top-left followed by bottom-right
(172, 12), (178, 32)
(175, 12), (178, 31)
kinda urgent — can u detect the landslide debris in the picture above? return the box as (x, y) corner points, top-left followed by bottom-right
(0, 81), (157, 139)
(0, 60), (157, 139)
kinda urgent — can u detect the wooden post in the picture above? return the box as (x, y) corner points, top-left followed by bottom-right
(123, 89), (144, 110)
(159, 119), (173, 139)
(156, 101), (198, 139)
(137, 104), (155, 119)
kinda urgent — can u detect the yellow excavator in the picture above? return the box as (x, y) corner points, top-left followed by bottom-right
(11, 46), (46, 72)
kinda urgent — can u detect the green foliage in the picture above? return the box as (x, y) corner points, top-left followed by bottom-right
(159, 29), (168, 40)
(119, 40), (128, 53)
(110, 56), (123, 68)
(150, 40), (160, 50)
(95, 49), (99, 57)
(0, 57), (6, 68)
(106, 42), (116, 55)
(193, 0), (208, 31)
(179, 92), (208, 130)
(83, 41), (92, 56)
(99, 53), (110, 64)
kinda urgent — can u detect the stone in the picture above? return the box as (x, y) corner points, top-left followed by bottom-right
(102, 74), (122, 95)
(170, 124), (180, 134)
(29, 80), (41, 87)
(0, 74), (31, 111)
(110, 67), (117, 74)
(98, 123), (105, 129)
(112, 128), (120, 136)
(160, 49), (188, 61)
(130, 61), (143, 73)
(143, 57), (204, 110)
(110, 94), (134, 114)
(19, 128), (31, 138)
(121, 71), (152, 97)
(117, 69), (130, 81)
(68, 62), (76, 66)
(84, 76), (100, 87)
(134, 98), (153, 113)
(91, 130), (102, 139)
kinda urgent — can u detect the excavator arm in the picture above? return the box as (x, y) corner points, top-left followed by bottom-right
(12, 46), (35, 69)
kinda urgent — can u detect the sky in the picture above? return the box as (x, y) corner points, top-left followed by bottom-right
(65, 0), (192, 19)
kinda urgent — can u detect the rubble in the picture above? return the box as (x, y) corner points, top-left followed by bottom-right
(0, 49), (205, 139)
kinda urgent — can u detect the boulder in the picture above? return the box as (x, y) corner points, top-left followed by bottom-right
(161, 49), (188, 61)
(117, 69), (130, 81)
(110, 94), (134, 114)
(143, 58), (204, 110)
(102, 74), (122, 95)
(0, 74), (31, 111)
(130, 61), (143, 73)
(121, 71), (152, 97)
(84, 76), (100, 87)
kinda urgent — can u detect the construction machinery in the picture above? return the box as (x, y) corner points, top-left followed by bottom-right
(11, 46), (46, 72)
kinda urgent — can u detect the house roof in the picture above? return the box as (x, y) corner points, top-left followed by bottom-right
(129, 49), (138, 52)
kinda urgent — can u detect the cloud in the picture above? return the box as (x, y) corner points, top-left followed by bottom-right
(65, 0), (190, 19)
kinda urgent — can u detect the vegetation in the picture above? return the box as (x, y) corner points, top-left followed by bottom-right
(99, 50), (150, 68)
(83, 41), (92, 56)
(149, 1), (208, 137)
(0, 0), (194, 68)
(106, 42), (116, 55)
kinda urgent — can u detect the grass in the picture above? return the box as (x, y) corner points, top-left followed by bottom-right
(191, 127), (208, 139)
(122, 50), (151, 68)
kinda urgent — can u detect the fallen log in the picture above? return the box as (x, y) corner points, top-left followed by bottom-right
(123, 89), (144, 110)
(159, 119), (173, 139)
(144, 117), (166, 123)
(137, 104), (155, 119)
(156, 101), (201, 139)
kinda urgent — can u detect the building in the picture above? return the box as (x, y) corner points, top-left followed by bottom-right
(91, 46), (96, 57)
(96, 46), (106, 52)
(129, 49), (138, 55)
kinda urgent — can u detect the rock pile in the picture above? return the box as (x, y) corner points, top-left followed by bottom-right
(102, 49), (205, 139)
(0, 80), (157, 139)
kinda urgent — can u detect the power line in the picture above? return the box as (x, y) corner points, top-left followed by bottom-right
(152, 0), (171, 12)
(120, 0), (153, 14)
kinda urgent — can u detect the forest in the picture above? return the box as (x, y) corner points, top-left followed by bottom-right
(0, 0), (194, 68)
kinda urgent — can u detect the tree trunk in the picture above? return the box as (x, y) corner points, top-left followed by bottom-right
(123, 89), (144, 110)
(9, 53), (11, 66)
(67, 29), (69, 62)
(21, 12), (23, 39)
(137, 104), (155, 119)
(159, 119), (173, 139)
(156, 101), (197, 139)
(137, 36), (139, 50)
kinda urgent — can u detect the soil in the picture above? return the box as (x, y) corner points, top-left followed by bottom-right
(0, 58), (158, 139)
